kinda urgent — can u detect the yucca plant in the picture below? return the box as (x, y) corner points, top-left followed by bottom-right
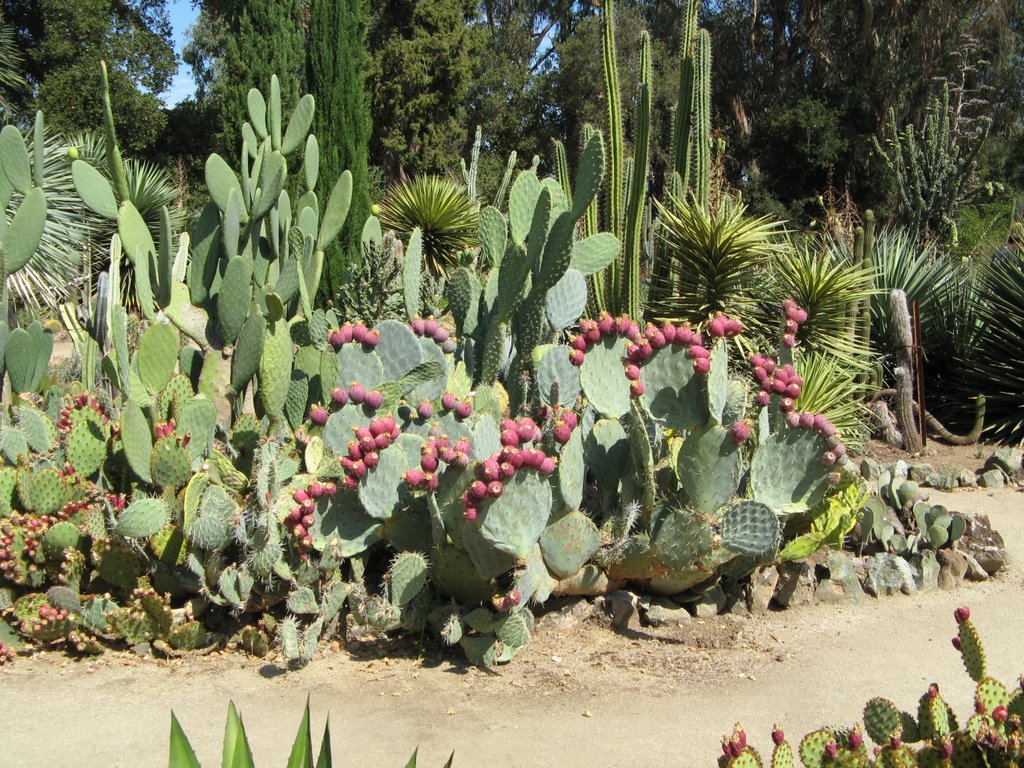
(377, 175), (478, 277)
(762, 239), (874, 370)
(648, 195), (790, 330)
(961, 249), (1024, 442)
(793, 350), (872, 451)
(169, 700), (454, 768)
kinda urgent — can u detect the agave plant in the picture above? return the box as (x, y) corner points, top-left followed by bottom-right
(377, 175), (478, 277)
(169, 699), (454, 768)
(648, 195), (790, 330)
(962, 248), (1024, 442)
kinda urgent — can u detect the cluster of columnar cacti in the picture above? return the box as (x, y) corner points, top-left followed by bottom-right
(720, 608), (1024, 768)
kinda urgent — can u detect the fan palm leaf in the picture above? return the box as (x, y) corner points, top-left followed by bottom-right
(649, 195), (790, 329)
(378, 176), (478, 277)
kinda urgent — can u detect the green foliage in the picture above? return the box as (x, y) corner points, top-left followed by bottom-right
(308, 0), (373, 304)
(377, 176), (478, 277)
(367, 0), (477, 183)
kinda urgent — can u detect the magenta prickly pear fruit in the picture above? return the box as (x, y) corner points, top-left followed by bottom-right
(569, 349), (586, 366)
(614, 316), (631, 336)
(755, 392), (771, 408)
(501, 429), (519, 448)
(785, 383), (801, 399)
(688, 344), (710, 360)
(287, 507), (303, 524)
(729, 422), (752, 444)
(597, 314), (615, 336)
(784, 319), (798, 334)
(420, 453), (439, 473)
(496, 461), (514, 479)
(782, 333), (796, 349)
(779, 397), (795, 413)
(417, 400), (434, 420)
(411, 317), (425, 335)
(629, 380), (645, 397)
(824, 741), (838, 759)
(404, 469), (426, 489)
(364, 390), (384, 409)
(293, 488), (310, 504)
(848, 729), (863, 751)
(309, 405), (329, 427)
(363, 451), (380, 470)
(725, 318), (742, 337)
(441, 392), (458, 411)
(352, 324), (368, 344)
(940, 742), (953, 759)
(516, 420), (536, 443)
(433, 327), (450, 343)
(480, 459), (500, 482)
(463, 506), (478, 521)
(487, 481), (504, 499)
(752, 366), (769, 384)
(674, 325), (693, 345)
(538, 456), (557, 474)
(302, 514), (315, 529)
(811, 414), (829, 432)
(468, 480), (488, 501)
(348, 383), (366, 404)
(771, 726), (785, 746)
(821, 451), (836, 466)
(794, 308), (808, 324)
(369, 418), (387, 437)
(798, 412), (815, 429)
(771, 379), (787, 395)
(693, 358), (711, 375)
(338, 324), (354, 344)
(328, 329), (345, 348)
(584, 326), (601, 344)
(563, 411), (578, 430)
(423, 318), (438, 337)
(570, 335), (588, 352)
(624, 364), (641, 381)
(708, 316), (727, 338)
(363, 330), (380, 348)
(833, 443), (846, 457)
(331, 387), (350, 408)
(954, 606), (970, 623)
(553, 424), (572, 444)
(660, 322), (677, 344)
(454, 400), (472, 419)
(442, 338), (457, 354)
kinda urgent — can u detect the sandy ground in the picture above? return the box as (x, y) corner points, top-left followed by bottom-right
(2, 484), (1022, 768)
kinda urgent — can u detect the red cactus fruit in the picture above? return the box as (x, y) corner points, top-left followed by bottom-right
(420, 454), (439, 473)
(782, 333), (796, 349)
(411, 317), (426, 335)
(821, 452), (837, 466)
(709, 316), (727, 338)
(423, 318), (438, 337)
(538, 456), (557, 475)
(799, 412), (815, 429)
(463, 507), (478, 521)
(433, 328), (450, 344)
(352, 324), (368, 344)
(309, 405), (329, 427)
(825, 741), (838, 759)
(597, 314), (615, 336)
(338, 324), (354, 344)
(417, 401), (434, 420)
(955, 606), (970, 624)
(848, 729), (863, 750)
(729, 422), (752, 444)
(569, 349), (585, 366)
(364, 390), (384, 409)
(363, 452), (380, 470)
(487, 481), (504, 499)
(441, 392), (458, 411)
(779, 397), (795, 413)
(771, 726), (785, 746)
(454, 400), (473, 419)
(952, 636), (962, 650)
(348, 383), (366, 404)
(624, 364), (641, 381)
(675, 326), (693, 345)
(553, 424), (572, 444)
(468, 481), (488, 501)
(755, 392), (771, 408)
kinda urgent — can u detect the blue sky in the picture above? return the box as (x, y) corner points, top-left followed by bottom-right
(163, 0), (200, 106)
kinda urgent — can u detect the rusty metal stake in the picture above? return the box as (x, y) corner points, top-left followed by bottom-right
(912, 300), (926, 448)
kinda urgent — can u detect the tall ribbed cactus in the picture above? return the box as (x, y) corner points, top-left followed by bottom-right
(671, 0), (699, 197)
(693, 29), (712, 209)
(601, 0), (625, 313)
(621, 32), (651, 320)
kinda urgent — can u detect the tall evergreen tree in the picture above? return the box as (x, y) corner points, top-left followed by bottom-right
(307, 0), (372, 303)
(368, 0), (477, 184)
(215, 0), (305, 158)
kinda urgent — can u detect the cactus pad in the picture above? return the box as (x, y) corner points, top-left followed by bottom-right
(545, 268), (588, 330)
(14, 405), (55, 453)
(120, 400), (154, 483)
(150, 437), (192, 490)
(30, 468), (66, 516)
(336, 345), (384, 390)
(188, 485), (237, 550)
(640, 344), (707, 432)
(974, 676), (1010, 716)
(580, 336), (631, 418)
(386, 551), (429, 607)
(957, 618), (986, 682)
(720, 501), (782, 559)
(536, 346), (581, 407)
(650, 504), (713, 571)
(115, 497), (168, 539)
(67, 421), (106, 476)
(676, 425), (741, 515)
(539, 511), (601, 579)
(864, 698), (903, 744)
(358, 440), (413, 520)
(432, 546), (495, 604)
(557, 427), (585, 511)
(42, 521), (81, 561)
(749, 427), (829, 515)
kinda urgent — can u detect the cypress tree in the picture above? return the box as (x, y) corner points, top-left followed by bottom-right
(307, 0), (372, 303)
(217, 0), (305, 158)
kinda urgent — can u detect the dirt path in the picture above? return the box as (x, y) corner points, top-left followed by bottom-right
(3, 485), (1022, 768)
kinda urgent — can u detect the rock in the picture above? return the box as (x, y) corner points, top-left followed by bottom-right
(985, 447), (1023, 484)
(960, 514), (1006, 575)
(936, 549), (968, 590)
(956, 468), (978, 488)
(863, 553), (917, 597)
(860, 457), (882, 482)
(130, 642), (152, 657)
(979, 469), (1005, 489)
(892, 460), (910, 478)
(728, 600), (751, 618)
(909, 463), (935, 482)
(926, 468), (960, 490)
(536, 598), (595, 633)
(642, 597), (693, 627)
(773, 561), (816, 609)
(691, 585), (727, 618)
(910, 550), (939, 592)
(599, 591), (641, 631)
(813, 551), (865, 604)
(746, 567), (779, 615)
(962, 553), (989, 581)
